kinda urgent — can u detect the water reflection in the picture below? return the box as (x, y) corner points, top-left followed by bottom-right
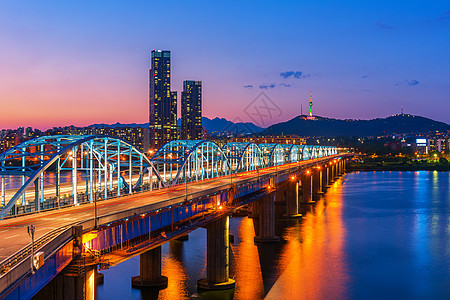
(266, 178), (348, 299)
(231, 217), (264, 299)
(157, 241), (189, 299)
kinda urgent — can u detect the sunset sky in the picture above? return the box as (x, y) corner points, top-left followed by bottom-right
(0, 0), (449, 130)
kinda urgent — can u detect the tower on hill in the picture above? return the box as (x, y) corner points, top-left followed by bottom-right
(307, 90), (315, 120)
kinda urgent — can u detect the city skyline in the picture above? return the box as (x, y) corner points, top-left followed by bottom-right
(0, 1), (449, 130)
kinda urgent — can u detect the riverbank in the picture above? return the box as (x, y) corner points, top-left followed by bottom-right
(348, 158), (450, 171)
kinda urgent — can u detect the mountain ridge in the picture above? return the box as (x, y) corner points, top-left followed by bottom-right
(88, 117), (265, 135)
(261, 114), (450, 137)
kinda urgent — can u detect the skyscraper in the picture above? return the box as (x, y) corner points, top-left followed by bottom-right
(181, 80), (202, 140)
(149, 50), (177, 149)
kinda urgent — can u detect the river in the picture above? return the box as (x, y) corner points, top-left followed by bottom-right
(96, 171), (450, 299)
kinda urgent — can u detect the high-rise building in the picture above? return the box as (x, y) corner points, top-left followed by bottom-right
(149, 50), (177, 149)
(181, 80), (202, 140)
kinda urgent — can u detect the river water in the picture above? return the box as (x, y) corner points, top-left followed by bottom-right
(96, 171), (450, 299)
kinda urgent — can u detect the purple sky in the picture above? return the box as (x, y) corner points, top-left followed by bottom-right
(0, 0), (449, 130)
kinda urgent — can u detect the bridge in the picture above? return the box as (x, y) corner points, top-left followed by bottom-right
(0, 135), (351, 300)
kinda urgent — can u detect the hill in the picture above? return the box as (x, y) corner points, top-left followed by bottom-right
(261, 114), (450, 137)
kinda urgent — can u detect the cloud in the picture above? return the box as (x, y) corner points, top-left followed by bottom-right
(406, 79), (419, 86)
(259, 84), (276, 89)
(395, 79), (420, 87)
(280, 71), (294, 78)
(243, 85), (253, 89)
(376, 21), (393, 30)
(279, 83), (291, 87)
(293, 71), (303, 78)
(361, 75), (369, 79)
(438, 10), (450, 18)
(280, 71), (311, 79)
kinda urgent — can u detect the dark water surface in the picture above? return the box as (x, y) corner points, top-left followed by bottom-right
(96, 171), (450, 299)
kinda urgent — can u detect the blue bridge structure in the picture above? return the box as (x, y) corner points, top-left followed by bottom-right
(0, 135), (350, 300)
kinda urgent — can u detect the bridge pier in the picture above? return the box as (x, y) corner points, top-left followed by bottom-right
(322, 165), (329, 190)
(34, 263), (96, 300)
(313, 168), (323, 196)
(132, 246), (168, 289)
(339, 160), (345, 175)
(254, 191), (280, 243)
(250, 201), (259, 236)
(301, 172), (314, 204)
(330, 162), (336, 182)
(62, 264), (95, 300)
(198, 216), (235, 290)
(284, 181), (301, 218)
(274, 184), (287, 205)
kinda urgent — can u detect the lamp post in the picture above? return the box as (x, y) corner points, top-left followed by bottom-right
(184, 166), (188, 201)
(27, 225), (35, 274)
(257, 165), (260, 182)
(94, 189), (98, 229)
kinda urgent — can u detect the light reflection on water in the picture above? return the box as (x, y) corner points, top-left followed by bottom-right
(266, 179), (348, 300)
(96, 171), (449, 300)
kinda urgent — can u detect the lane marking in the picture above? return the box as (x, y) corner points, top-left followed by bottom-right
(4, 234), (20, 239)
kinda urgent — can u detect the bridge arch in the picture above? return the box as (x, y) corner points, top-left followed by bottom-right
(0, 135), (162, 219)
(221, 142), (263, 173)
(151, 140), (230, 185)
(284, 144), (303, 163)
(302, 145), (318, 160)
(258, 143), (285, 167)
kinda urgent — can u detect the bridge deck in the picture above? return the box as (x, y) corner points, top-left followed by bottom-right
(0, 157), (335, 265)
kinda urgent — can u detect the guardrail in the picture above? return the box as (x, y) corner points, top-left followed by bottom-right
(0, 226), (73, 297)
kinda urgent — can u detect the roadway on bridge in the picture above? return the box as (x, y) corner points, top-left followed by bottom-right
(0, 157), (333, 265)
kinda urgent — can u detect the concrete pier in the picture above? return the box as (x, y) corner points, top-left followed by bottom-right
(313, 168), (323, 196)
(132, 246), (168, 289)
(330, 162), (336, 182)
(34, 264), (96, 300)
(254, 191), (280, 243)
(338, 160), (344, 175)
(301, 172), (314, 203)
(198, 216), (235, 290)
(322, 165), (329, 190)
(284, 181), (301, 218)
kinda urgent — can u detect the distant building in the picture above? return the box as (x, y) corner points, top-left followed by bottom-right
(428, 138), (449, 153)
(181, 80), (202, 140)
(149, 50), (177, 149)
(212, 136), (306, 147)
(384, 141), (408, 151)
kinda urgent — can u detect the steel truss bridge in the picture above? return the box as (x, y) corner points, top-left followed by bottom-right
(0, 135), (337, 220)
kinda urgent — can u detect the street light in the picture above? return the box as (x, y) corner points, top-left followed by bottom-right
(184, 166), (188, 202)
(94, 189), (98, 228)
(257, 164), (260, 182)
(27, 225), (35, 274)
